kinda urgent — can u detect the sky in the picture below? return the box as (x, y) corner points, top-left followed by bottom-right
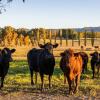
(0, 0), (100, 29)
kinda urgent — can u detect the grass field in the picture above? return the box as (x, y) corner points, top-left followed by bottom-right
(0, 57), (100, 100)
(0, 45), (100, 99)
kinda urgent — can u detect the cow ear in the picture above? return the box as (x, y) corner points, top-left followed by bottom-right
(11, 49), (16, 53)
(53, 43), (58, 48)
(38, 44), (45, 48)
(60, 52), (65, 57)
(90, 53), (93, 56)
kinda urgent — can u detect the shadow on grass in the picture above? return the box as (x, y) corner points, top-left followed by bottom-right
(0, 60), (99, 98)
(53, 67), (63, 76)
(0, 83), (69, 97)
(9, 60), (29, 75)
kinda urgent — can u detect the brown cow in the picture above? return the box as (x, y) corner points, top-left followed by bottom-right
(60, 49), (83, 94)
(63, 51), (88, 84)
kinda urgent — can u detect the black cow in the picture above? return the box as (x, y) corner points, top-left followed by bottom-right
(0, 48), (16, 89)
(90, 51), (99, 79)
(27, 43), (58, 90)
(79, 52), (88, 73)
(96, 54), (100, 77)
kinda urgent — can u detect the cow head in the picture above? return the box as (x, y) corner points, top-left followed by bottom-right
(60, 48), (74, 58)
(60, 49), (76, 80)
(60, 48), (74, 65)
(90, 51), (99, 61)
(1, 48), (16, 62)
(39, 43), (58, 54)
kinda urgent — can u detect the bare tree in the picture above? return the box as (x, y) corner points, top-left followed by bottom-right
(0, 0), (25, 13)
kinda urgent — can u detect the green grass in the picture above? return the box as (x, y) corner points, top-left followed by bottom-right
(0, 58), (100, 97)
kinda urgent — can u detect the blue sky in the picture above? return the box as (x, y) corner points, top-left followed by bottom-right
(0, 0), (100, 29)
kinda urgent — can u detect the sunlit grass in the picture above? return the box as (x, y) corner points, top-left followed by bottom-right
(0, 58), (99, 97)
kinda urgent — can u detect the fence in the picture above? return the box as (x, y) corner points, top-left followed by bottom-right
(33, 29), (100, 47)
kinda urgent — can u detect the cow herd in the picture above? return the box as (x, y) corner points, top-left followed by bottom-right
(0, 43), (100, 95)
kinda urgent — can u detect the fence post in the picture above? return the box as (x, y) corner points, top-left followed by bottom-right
(37, 29), (40, 45)
(84, 30), (87, 46)
(43, 29), (46, 44)
(54, 30), (57, 44)
(78, 32), (80, 46)
(66, 30), (68, 46)
(91, 30), (95, 47)
(60, 29), (62, 46)
(49, 29), (52, 43)
(72, 31), (74, 46)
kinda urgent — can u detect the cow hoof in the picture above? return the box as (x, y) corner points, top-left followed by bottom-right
(73, 90), (78, 94)
(49, 84), (52, 89)
(41, 88), (45, 92)
(69, 91), (73, 95)
(0, 86), (3, 90)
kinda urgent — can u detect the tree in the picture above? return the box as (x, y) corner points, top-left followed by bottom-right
(60, 29), (62, 46)
(37, 29), (40, 45)
(84, 30), (87, 46)
(0, 0), (25, 14)
(2, 26), (15, 46)
(43, 29), (46, 44)
(54, 30), (57, 44)
(49, 29), (52, 43)
(78, 32), (81, 46)
(24, 35), (30, 46)
(0, 0), (25, 3)
(0, 27), (2, 38)
(91, 30), (95, 47)
(18, 34), (24, 46)
(66, 29), (75, 46)
(66, 29), (74, 39)
(11, 31), (18, 46)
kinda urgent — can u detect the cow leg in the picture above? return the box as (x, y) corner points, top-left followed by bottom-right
(74, 75), (80, 93)
(97, 66), (100, 78)
(91, 63), (95, 79)
(82, 64), (85, 74)
(85, 63), (88, 72)
(92, 66), (95, 79)
(0, 77), (4, 89)
(72, 79), (75, 87)
(67, 76), (72, 94)
(48, 75), (52, 88)
(30, 69), (34, 85)
(98, 67), (100, 77)
(40, 74), (44, 91)
(64, 73), (66, 84)
(35, 72), (37, 84)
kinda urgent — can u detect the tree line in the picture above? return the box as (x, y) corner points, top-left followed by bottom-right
(0, 26), (99, 47)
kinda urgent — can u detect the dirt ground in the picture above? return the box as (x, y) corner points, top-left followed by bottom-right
(0, 89), (100, 100)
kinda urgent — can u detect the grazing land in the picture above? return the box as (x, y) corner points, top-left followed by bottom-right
(0, 56), (100, 100)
